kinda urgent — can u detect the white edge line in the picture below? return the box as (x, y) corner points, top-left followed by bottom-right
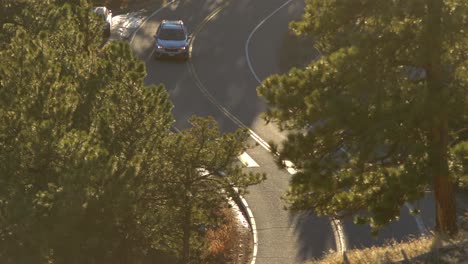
(336, 218), (347, 253)
(185, 4), (260, 260)
(130, 0), (340, 260)
(242, 197), (258, 264)
(330, 218), (341, 253)
(283, 160), (298, 174)
(244, 0), (347, 256)
(245, 0), (295, 84)
(404, 202), (429, 236)
(129, 2), (259, 263)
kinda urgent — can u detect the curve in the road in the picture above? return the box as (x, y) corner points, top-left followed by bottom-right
(243, 0), (348, 255)
(186, 4), (273, 152)
(244, 0), (429, 253)
(245, 0), (295, 84)
(186, 0), (344, 260)
(130, 2), (262, 263)
(130, 1), (338, 262)
(130, 0), (270, 153)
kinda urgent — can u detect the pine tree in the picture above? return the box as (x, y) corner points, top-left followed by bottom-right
(158, 117), (264, 263)
(1, 1), (264, 262)
(258, 0), (467, 236)
(0, 0), (173, 262)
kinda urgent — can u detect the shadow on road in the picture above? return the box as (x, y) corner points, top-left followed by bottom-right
(290, 211), (336, 262)
(278, 31), (318, 74)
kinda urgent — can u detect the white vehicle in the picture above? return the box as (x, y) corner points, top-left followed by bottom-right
(93, 6), (112, 37)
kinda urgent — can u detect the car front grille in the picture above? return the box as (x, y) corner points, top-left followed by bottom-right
(165, 48), (179, 52)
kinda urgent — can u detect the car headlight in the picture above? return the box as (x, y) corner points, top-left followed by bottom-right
(156, 44), (164, 49)
(179, 46), (186, 50)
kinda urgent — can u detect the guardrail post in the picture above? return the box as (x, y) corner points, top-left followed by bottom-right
(401, 249), (410, 263)
(343, 250), (350, 264)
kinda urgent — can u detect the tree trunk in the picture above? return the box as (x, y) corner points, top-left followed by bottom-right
(431, 119), (458, 235)
(426, 0), (458, 236)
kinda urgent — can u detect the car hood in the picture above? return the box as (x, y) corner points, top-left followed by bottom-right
(156, 39), (187, 48)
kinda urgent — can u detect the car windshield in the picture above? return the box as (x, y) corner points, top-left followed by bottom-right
(158, 28), (185, 41)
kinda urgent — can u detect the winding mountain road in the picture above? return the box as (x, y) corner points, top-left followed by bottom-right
(129, 0), (427, 263)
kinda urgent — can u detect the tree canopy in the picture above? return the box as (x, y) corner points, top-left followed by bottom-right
(258, 0), (467, 235)
(0, 1), (262, 263)
(155, 117), (264, 263)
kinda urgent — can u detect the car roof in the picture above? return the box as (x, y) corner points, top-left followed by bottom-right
(161, 20), (184, 29)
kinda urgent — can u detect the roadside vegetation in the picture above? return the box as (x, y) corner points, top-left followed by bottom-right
(1, 0), (466, 263)
(307, 234), (468, 264)
(310, 236), (434, 264)
(259, 0), (467, 238)
(202, 206), (252, 264)
(307, 207), (468, 263)
(261, 0), (467, 262)
(0, 0), (263, 263)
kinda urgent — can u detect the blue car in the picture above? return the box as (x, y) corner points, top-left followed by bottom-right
(154, 20), (190, 60)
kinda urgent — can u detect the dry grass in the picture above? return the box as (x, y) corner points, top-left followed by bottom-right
(306, 231), (468, 264)
(307, 236), (433, 264)
(204, 213), (237, 255)
(201, 208), (240, 264)
(310, 207), (468, 264)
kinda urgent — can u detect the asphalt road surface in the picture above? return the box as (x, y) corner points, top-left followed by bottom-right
(129, 0), (431, 263)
